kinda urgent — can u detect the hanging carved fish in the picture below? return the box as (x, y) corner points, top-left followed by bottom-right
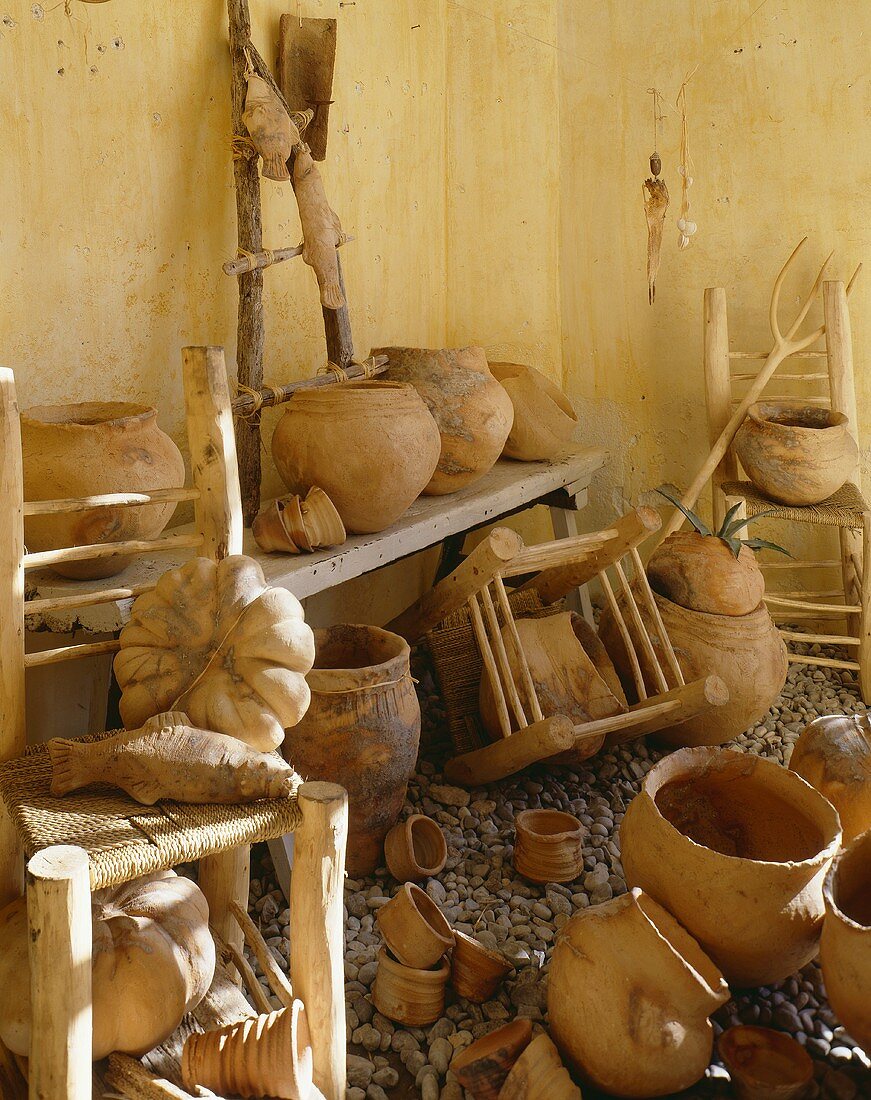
(243, 74), (300, 182)
(293, 143), (346, 310)
(643, 175), (669, 305)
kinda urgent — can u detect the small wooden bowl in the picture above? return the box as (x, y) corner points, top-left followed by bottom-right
(450, 930), (513, 1003)
(384, 814), (448, 882)
(500, 1032), (581, 1100)
(371, 948), (450, 1026)
(719, 1026), (813, 1100)
(376, 882), (454, 968)
(450, 1018), (533, 1100)
(514, 809), (585, 884)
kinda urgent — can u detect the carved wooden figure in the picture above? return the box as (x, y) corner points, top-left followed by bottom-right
(243, 73), (300, 182)
(293, 143), (346, 309)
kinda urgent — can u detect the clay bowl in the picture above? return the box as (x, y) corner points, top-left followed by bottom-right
(252, 488), (346, 555)
(371, 948), (450, 1026)
(514, 809), (584, 884)
(718, 1026), (813, 1100)
(300, 486), (346, 549)
(384, 815), (447, 882)
(499, 1032), (581, 1100)
(450, 930), (513, 1003)
(449, 1018), (533, 1100)
(376, 882), (454, 968)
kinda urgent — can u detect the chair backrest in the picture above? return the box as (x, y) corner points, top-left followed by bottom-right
(704, 278), (857, 527)
(0, 346), (242, 768)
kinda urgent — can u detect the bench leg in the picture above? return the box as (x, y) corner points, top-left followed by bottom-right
(549, 499), (594, 623)
(199, 845), (250, 962)
(859, 514), (871, 704)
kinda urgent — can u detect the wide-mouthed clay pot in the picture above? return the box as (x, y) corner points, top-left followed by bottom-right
(820, 827), (871, 1050)
(371, 948), (450, 1026)
(281, 624), (420, 875)
(514, 809), (585, 884)
(789, 713), (871, 841)
(647, 531), (765, 617)
(499, 1032), (581, 1100)
(488, 362), (578, 461)
(271, 381), (441, 533)
(449, 1018), (533, 1100)
(734, 400), (858, 506)
(620, 747), (842, 986)
(599, 587), (786, 746)
(22, 401), (185, 579)
(450, 930), (513, 1003)
(252, 487), (346, 554)
(548, 888), (729, 1097)
(376, 346), (514, 495)
(384, 815), (447, 882)
(718, 1026), (813, 1100)
(376, 882), (454, 968)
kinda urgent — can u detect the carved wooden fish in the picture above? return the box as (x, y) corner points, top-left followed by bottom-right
(292, 144), (346, 310)
(243, 74), (300, 182)
(48, 712), (299, 805)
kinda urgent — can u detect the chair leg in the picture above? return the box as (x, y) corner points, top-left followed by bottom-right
(26, 845), (92, 1100)
(199, 845), (250, 962)
(859, 515), (871, 704)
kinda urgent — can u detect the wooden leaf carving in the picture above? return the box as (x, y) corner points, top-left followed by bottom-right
(114, 556), (315, 751)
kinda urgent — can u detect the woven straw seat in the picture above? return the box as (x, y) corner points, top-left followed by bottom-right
(720, 480), (869, 530)
(0, 731), (302, 890)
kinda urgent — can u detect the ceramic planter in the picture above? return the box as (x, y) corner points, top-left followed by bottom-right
(251, 487), (345, 554)
(620, 747), (842, 986)
(647, 531), (765, 616)
(450, 930), (512, 1003)
(377, 346), (514, 494)
(513, 809), (584, 884)
(718, 1026), (813, 1100)
(371, 948), (449, 1026)
(271, 381), (441, 533)
(499, 1032), (581, 1100)
(734, 400), (858, 506)
(384, 815), (447, 882)
(549, 888), (728, 1097)
(599, 588), (787, 746)
(281, 624), (420, 875)
(489, 362), (578, 461)
(376, 882), (454, 968)
(22, 401), (185, 580)
(820, 828), (871, 1050)
(449, 1018), (533, 1099)
(789, 713), (871, 841)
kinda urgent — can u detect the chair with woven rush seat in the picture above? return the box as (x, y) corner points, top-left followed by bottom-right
(704, 278), (871, 702)
(0, 347), (348, 1100)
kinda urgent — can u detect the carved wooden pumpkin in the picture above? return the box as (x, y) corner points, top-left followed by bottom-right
(0, 870), (215, 1060)
(114, 555), (315, 751)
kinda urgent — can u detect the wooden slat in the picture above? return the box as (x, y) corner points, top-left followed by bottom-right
(23, 532), (203, 570)
(599, 570), (647, 701)
(469, 594), (512, 738)
(629, 548), (685, 686)
(730, 372), (829, 382)
(728, 350), (827, 359)
(613, 560), (669, 694)
(765, 594), (861, 613)
(787, 653), (860, 671)
(25, 583), (156, 617)
(492, 575), (543, 722)
(731, 394), (830, 405)
(759, 560), (840, 570)
(23, 488), (199, 516)
(502, 530), (614, 578)
(24, 638), (120, 668)
(480, 585), (527, 728)
(780, 630), (860, 646)
(771, 609), (848, 620)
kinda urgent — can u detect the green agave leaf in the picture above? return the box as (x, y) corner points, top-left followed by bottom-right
(741, 537), (793, 557)
(722, 535), (743, 559)
(655, 485), (712, 538)
(716, 501), (745, 539)
(721, 507), (782, 540)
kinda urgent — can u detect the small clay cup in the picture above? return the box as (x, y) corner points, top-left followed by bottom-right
(514, 809), (585, 883)
(371, 948), (449, 1026)
(450, 1018), (533, 1100)
(499, 1032), (581, 1100)
(384, 814), (448, 882)
(376, 882), (454, 968)
(450, 930), (513, 1003)
(718, 1026), (813, 1100)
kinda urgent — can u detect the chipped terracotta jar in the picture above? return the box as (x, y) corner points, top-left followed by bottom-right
(789, 713), (871, 841)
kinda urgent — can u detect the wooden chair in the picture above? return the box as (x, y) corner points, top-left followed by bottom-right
(388, 507), (728, 785)
(705, 278), (871, 701)
(0, 347), (347, 1100)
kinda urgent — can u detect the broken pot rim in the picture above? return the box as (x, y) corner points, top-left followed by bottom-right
(718, 1024), (813, 1088)
(823, 826), (871, 931)
(22, 400), (157, 428)
(452, 929), (514, 972)
(747, 400), (850, 433)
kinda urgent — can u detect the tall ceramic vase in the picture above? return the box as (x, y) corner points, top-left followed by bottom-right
(282, 624), (420, 875)
(22, 402), (185, 580)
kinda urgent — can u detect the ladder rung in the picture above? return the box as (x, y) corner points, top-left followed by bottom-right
(780, 630), (861, 647)
(25, 583), (157, 617)
(732, 395), (830, 405)
(25, 638), (121, 668)
(730, 373), (829, 382)
(765, 595), (861, 614)
(728, 351), (827, 360)
(24, 487), (200, 516)
(787, 653), (860, 672)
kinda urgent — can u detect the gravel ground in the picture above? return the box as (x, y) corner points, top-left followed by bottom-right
(244, 637), (871, 1100)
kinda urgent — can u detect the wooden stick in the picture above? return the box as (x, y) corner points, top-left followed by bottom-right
(444, 715), (576, 786)
(229, 898), (294, 1008)
(23, 531), (203, 570)
(223, 235), (354, 276)
(613, 560), (669, 694)
(493, 575), (543, 722)
(729, 350), (827, 359)
(599, 570), (647, 700)
(24, 638), (120, 669)
(859, 512), (871, 701)
(704, 286), (738, 529)
(731, 394), (830, 405)
(222, 940), (275, 1014)
(469, 594), (512, 738)
(759, 560), (840, 569)
(27, 846), (92, 1100)
(106, 1055), (204, 1100)
(788, 653), (860, 672)
(230, 354), (389, 415)
(24, 487), (199, 516)
(780, 630), (860, 646)
(595, 674), (729, 746)
(25, 583), (157, 617)
(480, 585), (527, 728)
(290, 782), (348, 1100)
(765, 594), (862, 613)
(199, 847), (250, 976)
(771, 609), (849, 620)
(729, 372), (830, 381)
(502, 530), (614, 578)
(629, 549), (685, 686)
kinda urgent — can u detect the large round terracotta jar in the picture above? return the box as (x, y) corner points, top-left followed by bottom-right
(22, 402), (185, 580)
(375, 346), (514, 495)
(282, 624), (421, 875)
(271, 381), (440, 534)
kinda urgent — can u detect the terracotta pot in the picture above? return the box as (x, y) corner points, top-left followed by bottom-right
(734, 400), (858, 506)
(252, 487), (345, 554)
(281, 624), (420, 875)
(514, 809), (584, 884)
(450, 1018), (533, 1100)
(620, 747), (842, 986)
(647, 531), (765, 616)
(499, 1032), (581, 1100)
(376, 882), (454, 968)
(271, 381), (440, 534)
(376, 346), (514, 495)
(718, 1026), (813, 1100)
(450, 930), (512, 1003)
(789, 713), (871, 841)
(820, 828), (871, 1051)
(489, 362), (578, 461)
(599, 588), (787, 746)
(384, 815), (447, 882)
(371, 948), (449, 1026)
(22, 402), (185, 580)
